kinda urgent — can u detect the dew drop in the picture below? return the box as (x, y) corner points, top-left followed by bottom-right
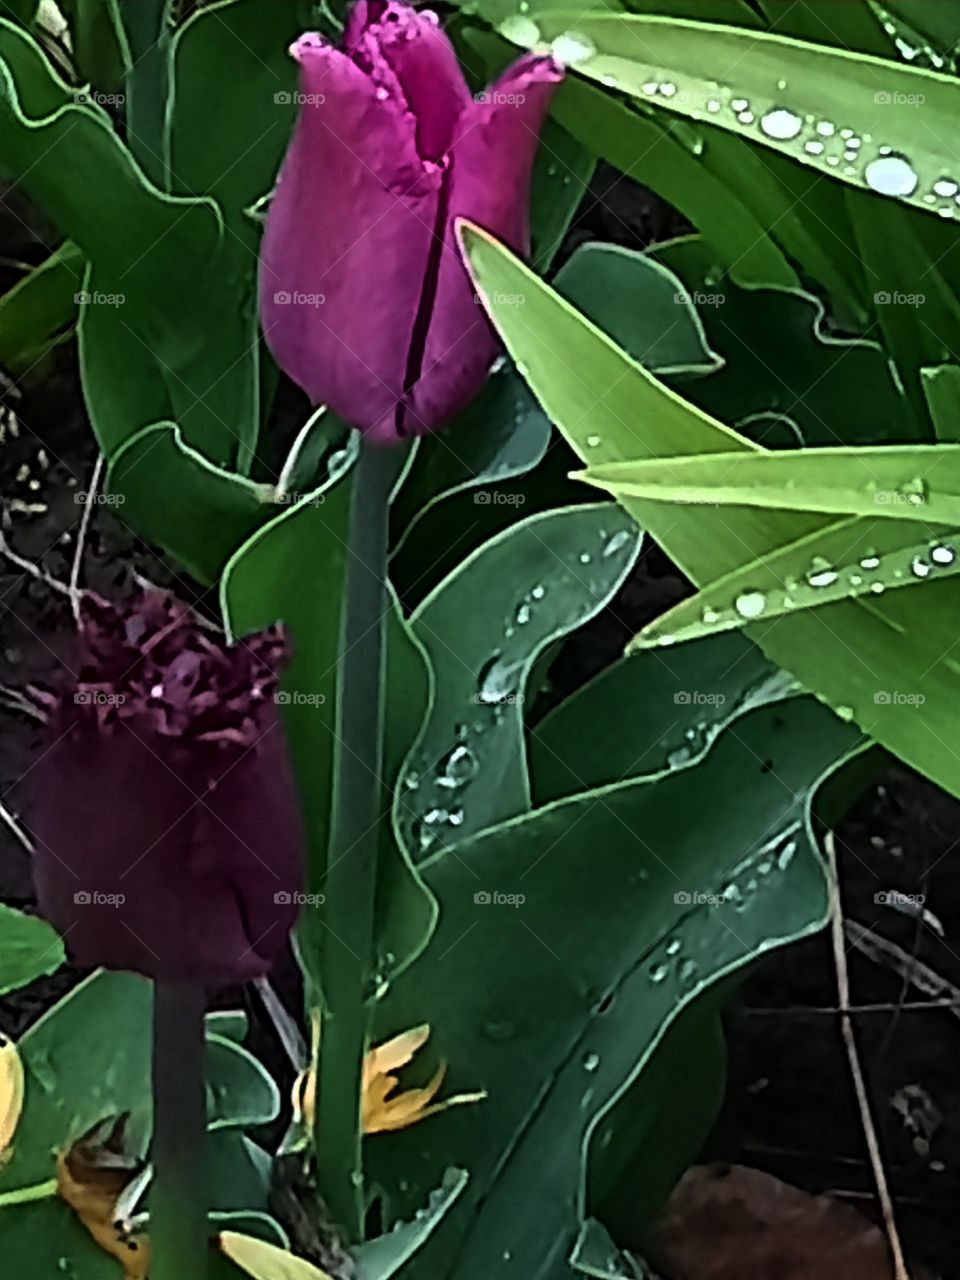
(707, 99), (720, 113)
(735, 590), (766, 619)
(731, 97), (749, 112)
(860, 553), (881, 570)
(436, 743), (478, 789)
(579, 552), (592, 565)
(515, 602), (531, 625)
(659, 81), (677, 98)
(649, 961), (669, 984)
(911, 556), (931, 578)
(934, 177), (959, 198)
(865, 154), (919, 197)
(804, 140), (825, 156)
(665, 937), (682, 956)
(931, 544), (956, 566)
(550, 31), (596, 64)
(738, 109), (755, 125)
(531, 583), (545, 599)
(582, 1052), (600, 1072)
(816, 120), (836, 137)
(898, 476), (927, 505)
(759, 107), (802, 140)
(678, 958), (699, 989)
(603, 529), (633, 559)
(806, 560), (839, 588)
(499, 14), (541, 45)
(585, 433), (601, 448)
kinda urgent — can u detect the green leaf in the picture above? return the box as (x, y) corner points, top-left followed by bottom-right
(923, 364), (960, 442)
(529, 630), (796, 801)
(354, 1169), (468, 1280)
(69, 0), (130, 95)
(0, 904), (64, 995)
(370, 698), (860, 1279)
(168, 0), (301, 230)
(633, 514), (960, 646)
(654, 236), (920, 446)
(396, 504), (641, 862)
(106, 421), (273, 585)
(0, 18), (259, 465)
(0, 241), (84, 373)
(207, 1034), (280, 1132)
(580, 444), (960, 521)
(530, 117), (596, 272)
(503, 12), (960, 223)
(461, 221), (960, 798)
(756, 0), (893, 55)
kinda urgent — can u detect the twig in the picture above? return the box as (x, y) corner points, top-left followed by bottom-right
(826, 833), (910, 1280)
(70, 454), (103, 624)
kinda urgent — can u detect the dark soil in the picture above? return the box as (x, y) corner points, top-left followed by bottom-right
(1, 167), (958, 1280)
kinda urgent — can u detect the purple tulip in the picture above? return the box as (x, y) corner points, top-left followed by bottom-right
(259, 1), (563, 445)
(30, 591), (304, 984)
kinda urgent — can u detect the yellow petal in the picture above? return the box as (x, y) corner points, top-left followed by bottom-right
(0, 1036), (24, 1161)
(219, 1230), (335, 1280)
(364, 1062), (447, 1134)
(56, 1119), (149, 1280)
(363, 1024), (431, 1085)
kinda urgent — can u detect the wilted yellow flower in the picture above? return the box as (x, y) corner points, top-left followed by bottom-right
(0, 1035), (24, 1164)
(293, 1022), (485, 1135)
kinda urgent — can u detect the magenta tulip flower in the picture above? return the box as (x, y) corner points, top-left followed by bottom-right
(30, 591), (304, 984)
(259, 1), (563, 445)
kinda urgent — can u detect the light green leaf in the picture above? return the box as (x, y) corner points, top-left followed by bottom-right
(0, 904), (64, 995)
(502, 12), (960, 223)
(0, 241), (84, 372)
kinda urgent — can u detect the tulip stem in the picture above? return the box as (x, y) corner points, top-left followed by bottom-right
(314, 441), (400, 1240)
(151, 981), (209, 1280)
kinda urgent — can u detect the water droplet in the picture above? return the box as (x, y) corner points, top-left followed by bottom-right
(898, 476), (927, 505)
(649, 961), (669, 983)
(499, 14), (540, 45)
(477, 652), (524, 705)
(702, 606), (720, 624)
(375, 86), (390, 101)
(531, 584), (545, 600)
(641, 80), (658, 95)
(585, 433), (601, 448)
(870, 582), (885, 594)
(735, 590), (766, 619)
(666, 937), (682, 956)
(931, 544), (956, 566)
(804, 140), (825, 156)
(911, 556), (931, 578)
(865, 154), (919, 197)
(759, 107), (802, 140)
(738, 109), (755, 125)
(583, 1052), (600, 1072)
(731, 97), (749, 112)
(678, 958), (699, 989)
(515, 602), (531, 625)
(806, 560), (839, 588)
(659, 81), (677, 97)
(550, 31), (596, 64)
(707, 99), (720, 113)
(579, 551), (592, 564)
(934, 178), (959, 198)
(603, 528), (632, 559)
(817, 120), (836, 136)
(860, 553), (881, 570)
(436, 743), (478, 789)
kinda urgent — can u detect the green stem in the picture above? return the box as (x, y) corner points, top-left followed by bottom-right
(313, 442), (399, 1239)
(151, 980), (209, 1280)
(0, 1178), (58, 1208)
(123, 0), (174, 188)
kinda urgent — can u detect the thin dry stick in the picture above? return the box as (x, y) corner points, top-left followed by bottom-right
(826, 832), (910, 1280)
(70, 453), (103, 623)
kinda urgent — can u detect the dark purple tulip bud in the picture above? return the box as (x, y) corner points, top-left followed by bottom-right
(29, 591), (304, 984)
(259, 1), (563, 445)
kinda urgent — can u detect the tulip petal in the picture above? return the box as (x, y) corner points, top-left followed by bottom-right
(407, 56), (563, 432)
(259, 40), (442, 436)
(0, 1037), (24, 1162)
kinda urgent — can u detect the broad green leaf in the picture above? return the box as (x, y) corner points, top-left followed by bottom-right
(502, 12), (960, 224)
(654, 236), (919, 446)
(461, 222), (960, 799)
(168, 0), (301, 229)
(923, 364), (960, 442)
(0, 19), (258, 465)
(207, 1035), (280, 1132)
(370, 698), (860, 1279)
(529, 630), (795, 801)
(0, 241), (84, 373)
(354, 1169), (467, 1280)
(106, 422), (273, 585)
(633, 515), (960, 646)
(396, 504), (641, 862)
(756, 0), (894, 55)
(884, 0), (960, 53)
(554, 243), (720, 374)
(581, 445), (960, 521)
(465, 28), (799, 291)
(569, 1219), (639, 1278)
(69, 0), (129, 95)
(123, 0), (172, 185)
(529, 117), (596, 271)
(0, 904), (64, 995)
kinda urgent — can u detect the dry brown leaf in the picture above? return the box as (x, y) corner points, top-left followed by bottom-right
(646, 1164), (929, 1280)
(56, 1116), (150, 1280)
